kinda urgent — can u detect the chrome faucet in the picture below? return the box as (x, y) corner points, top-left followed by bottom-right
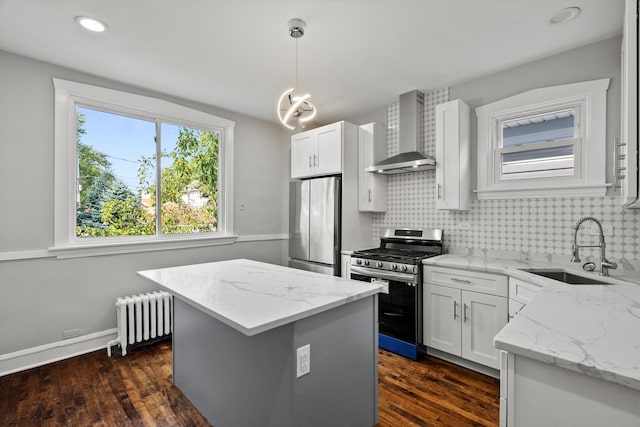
(571, 216), (617, 276)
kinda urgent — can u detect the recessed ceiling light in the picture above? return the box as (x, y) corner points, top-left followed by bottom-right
(550, 6), (581, 24)
(75, 16), (108, 32)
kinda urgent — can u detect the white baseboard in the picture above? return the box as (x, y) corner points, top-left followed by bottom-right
(0, 328), (117, 377)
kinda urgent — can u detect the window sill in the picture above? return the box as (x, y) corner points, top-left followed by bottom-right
(475, 183), (610, 200)
(49, 234), (239, 259)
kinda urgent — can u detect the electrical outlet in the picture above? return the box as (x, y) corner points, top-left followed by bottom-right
(62, 329), (80, 340)
(239, 200), (246, 211)
(296, 344), (310, 378)
(457, 222), (471, 230)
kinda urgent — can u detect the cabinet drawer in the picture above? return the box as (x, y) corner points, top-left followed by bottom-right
(425, 266), (508, 297)
(509, 277), (541, 305)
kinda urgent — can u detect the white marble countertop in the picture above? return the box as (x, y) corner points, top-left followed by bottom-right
(424, 254), (640, 391)
(138, 259), (384, 336)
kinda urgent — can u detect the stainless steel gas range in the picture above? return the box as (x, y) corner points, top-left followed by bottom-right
(349, 228), (444, 360)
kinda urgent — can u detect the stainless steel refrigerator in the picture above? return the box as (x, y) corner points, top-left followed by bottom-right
(289, 176), (341, 276)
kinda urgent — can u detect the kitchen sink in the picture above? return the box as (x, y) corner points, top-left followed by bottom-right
(520, 269), (610, 285)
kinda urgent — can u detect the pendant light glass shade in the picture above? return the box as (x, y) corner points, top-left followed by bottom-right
(277, 19), (316, 129)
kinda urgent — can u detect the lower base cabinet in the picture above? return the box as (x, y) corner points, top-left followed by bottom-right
(425, 285), (507, 369)
(423, 266), (508, 370)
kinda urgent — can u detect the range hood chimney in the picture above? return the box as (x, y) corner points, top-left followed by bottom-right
(366, 90), (435, 175)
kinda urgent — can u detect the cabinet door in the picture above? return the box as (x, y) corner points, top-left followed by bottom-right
(358, 123), (387, 212)
(435, 100), (470, 211)
(461, 291), (507, 369)
(291, 131), (315, 179)
(315, 122), (343, 176)
(424, 284), (461, 356)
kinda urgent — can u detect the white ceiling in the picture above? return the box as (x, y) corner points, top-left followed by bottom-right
(0, 0), (625, 125)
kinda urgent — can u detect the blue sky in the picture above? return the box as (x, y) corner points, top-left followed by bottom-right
(78, 107), (180, 191)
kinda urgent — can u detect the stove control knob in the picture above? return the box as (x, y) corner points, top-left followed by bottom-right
(376, 262), (383, 268)
(364, 260), (370, 266)
(391, 264), (398, 270)
(356, 259), (362, 265)
(401, 265), (408, 272)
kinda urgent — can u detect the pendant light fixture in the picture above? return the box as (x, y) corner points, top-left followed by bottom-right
(277, 18), (316, 130)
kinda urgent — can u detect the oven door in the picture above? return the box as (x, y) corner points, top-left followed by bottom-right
(350, 266), (418, 345)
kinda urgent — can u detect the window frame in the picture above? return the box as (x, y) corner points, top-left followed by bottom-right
(52, 78), (236, 258)
(475, 78), (610, 199)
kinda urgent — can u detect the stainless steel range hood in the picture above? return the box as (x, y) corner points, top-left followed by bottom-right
(366, 90), (435, 175)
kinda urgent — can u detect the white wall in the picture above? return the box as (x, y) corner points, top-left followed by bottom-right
(450, 36), (622, 192)
(0, 51), (290, 356)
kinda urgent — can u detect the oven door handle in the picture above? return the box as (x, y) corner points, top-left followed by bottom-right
(350, 266), (416, 283)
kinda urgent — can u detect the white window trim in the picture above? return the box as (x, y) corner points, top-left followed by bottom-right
(475, 78), (610, 199)
(51, 78), (236, 257)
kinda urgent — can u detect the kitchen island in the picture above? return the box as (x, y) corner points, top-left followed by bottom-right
(138, 259), (383, 427)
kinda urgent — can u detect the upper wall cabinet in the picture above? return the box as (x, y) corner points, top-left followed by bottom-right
(291, 121), (343, 179)
(358, 122), (387, 212)
(619, 0), (639, 208)
(435, 99), (471, 210)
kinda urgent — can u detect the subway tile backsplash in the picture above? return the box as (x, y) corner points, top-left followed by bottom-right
(372, 88), (640, 269)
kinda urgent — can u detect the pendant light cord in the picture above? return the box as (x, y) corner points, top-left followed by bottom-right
(295, 37), (299, 92)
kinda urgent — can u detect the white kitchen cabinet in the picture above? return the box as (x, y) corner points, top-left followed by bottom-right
(619, 0), (639, 208)
(358, 123), (387, 212)
(424, 266), (508, 369)
(291, 121), (343, 179)
(435, 99), (470, 210)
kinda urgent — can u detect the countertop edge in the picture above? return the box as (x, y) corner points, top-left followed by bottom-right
(494, 331), (640, 392)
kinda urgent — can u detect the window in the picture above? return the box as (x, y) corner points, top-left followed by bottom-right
(53, 79), (235, 256)
(499, 108), (578, 181)
(476, 79), (610, 199)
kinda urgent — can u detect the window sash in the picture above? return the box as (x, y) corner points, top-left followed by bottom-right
(495, 138), (581, 183)
(493, 103), (584, 185)
(74, 102), (224, 240)
(53, 78), (235, 251)
(500, 108), (578, 148)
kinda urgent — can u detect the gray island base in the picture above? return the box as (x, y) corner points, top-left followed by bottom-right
(138, 259), (383, 427)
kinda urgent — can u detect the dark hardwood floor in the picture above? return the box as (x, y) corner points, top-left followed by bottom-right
(377, 350), (499, 426)
(0, 342), (499, 426)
